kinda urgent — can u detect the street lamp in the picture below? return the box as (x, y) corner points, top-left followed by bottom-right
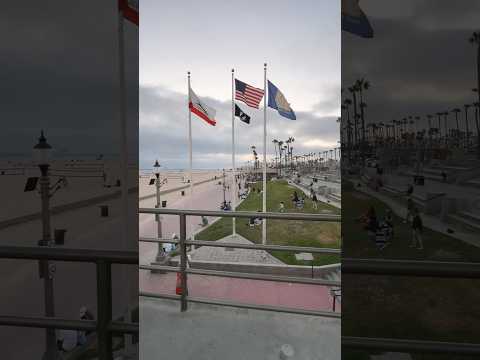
(33, 130), (57, 360)
(153, 160), (165, 262)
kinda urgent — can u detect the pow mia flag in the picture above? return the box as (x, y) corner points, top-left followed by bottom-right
(234, 104), (251, 124)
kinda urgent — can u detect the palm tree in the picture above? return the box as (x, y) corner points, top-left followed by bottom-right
(251, 146), (257, 170)
(436, 112), (443, 140)
(451, 108), (461, 145)
(442, 111), (449, 143)
(343, 99), (353, 160)
(348, 86), (359, 146)
(355, 78), (371, 143)
(277, 141), (284, 175)
(426, 114), (433, 144)
(272, 139), (279, 173)
(464, 104), (471, 148)
(414, 116), (421, 135)
(469, 32), (480, 157)
(286, 137), (295, 170)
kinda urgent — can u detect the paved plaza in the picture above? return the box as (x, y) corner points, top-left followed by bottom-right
(140, 298), (340, 360)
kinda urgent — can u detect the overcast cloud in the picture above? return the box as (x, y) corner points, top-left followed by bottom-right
(342, 0), (480, 132)
(140, 0), (340, 170)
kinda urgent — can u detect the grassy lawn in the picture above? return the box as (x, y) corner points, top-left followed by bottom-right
(196, 180), (341, 265)
(342, 184), (480, 262)
(342, 181), (480, 359)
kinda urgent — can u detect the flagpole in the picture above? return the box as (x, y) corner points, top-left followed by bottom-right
(262, 63), (267, 245)
(231, 68), (236, 236)
(117, 4), (133, 354)
(188, 71), (194, 242)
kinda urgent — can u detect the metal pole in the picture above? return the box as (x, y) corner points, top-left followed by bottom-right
(179, 214), (188, 312)
(97, 261), (113, 360)
(262, 63), (267, 245)
(155, 173), (163, 261)
(117, 5), (133, 352)
(188, 72), (195, 242)
(40, 165), (56, 360)
(231, 69), (236, 236)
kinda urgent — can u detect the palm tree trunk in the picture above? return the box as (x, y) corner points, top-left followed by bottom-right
(477, 44), (480, 158)
(352, 92), (358, 146)
(359, 90), (365, 143)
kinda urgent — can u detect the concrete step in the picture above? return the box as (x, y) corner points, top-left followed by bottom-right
(460, 211), (480, 223)
(465, 178), (480, 188)
(449, 213), (480, 232)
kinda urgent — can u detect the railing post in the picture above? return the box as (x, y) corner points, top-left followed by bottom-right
(179, 214), (188, 312)
(97, 260), (113, 360)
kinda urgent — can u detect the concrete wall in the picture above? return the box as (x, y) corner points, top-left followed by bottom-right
(168, 258), (340, 278)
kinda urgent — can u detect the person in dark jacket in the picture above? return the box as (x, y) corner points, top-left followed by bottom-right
(410, 207), (424, 250)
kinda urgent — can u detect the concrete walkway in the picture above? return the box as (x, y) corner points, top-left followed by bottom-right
(353, 178), (480, 249)
(140, 298), (340, 360)
(289, 180), (341, 209)
(184, 234), (284, 265)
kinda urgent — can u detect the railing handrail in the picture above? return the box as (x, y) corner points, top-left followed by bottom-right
(0, 245), (138, 264)
(139, 237), (341, 255)
(343, 258), (480, 278)
(139, 209), (341, 319)
(0, 246), (139, 359)
(342, 336), (480, 355)
(139, 208), (341, 221)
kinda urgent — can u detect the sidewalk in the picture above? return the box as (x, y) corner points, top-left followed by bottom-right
(290, 180), (341, 209)
(354, 178), (480, 249)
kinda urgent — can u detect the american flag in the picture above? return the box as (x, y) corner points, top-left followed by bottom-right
(235, 79), (264, 109)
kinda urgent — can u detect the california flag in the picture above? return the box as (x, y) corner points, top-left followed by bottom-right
(189, 88), (216, 126)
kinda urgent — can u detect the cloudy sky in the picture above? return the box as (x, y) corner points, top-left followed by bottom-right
(342, 0), (480, 134)
(2, 0), (138, 160)
(140, 0), (341, 170)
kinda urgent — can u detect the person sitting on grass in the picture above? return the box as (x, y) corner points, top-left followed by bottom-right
(384, 209), (394, 237)
(358, 206), (378, 243)
(292, 191), (299, 204)
(254, 210), (263, 225)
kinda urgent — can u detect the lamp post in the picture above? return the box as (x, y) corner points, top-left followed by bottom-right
(222, 168), (227, 207)
(153, 160), (165, 262)
(34, 130), (57, 360)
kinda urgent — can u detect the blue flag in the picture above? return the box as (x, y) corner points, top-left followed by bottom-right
(342, 0), (373, 38)
(267, 81), (296, 120)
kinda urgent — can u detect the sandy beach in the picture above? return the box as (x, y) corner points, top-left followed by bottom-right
(0, 158), (139, 359)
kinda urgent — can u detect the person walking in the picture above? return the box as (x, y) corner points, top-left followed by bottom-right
(312, 192), (318, 210)
(410, 207), (424, 250)
(404, 197), (414, 223)
(279, 201), (285, 212)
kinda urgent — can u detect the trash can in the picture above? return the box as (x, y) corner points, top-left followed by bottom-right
(162, 200), (167, 208)
(100, 205), (109, 217)
(54, 229), (67, 245)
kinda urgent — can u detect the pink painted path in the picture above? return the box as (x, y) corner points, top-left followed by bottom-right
(139, 176), (340, 313)
(140, 272), (340, 312)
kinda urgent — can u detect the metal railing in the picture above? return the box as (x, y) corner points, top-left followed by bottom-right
(139, 208), (342, 318)
(0, 245), (139, 359)
(342, 257), (480, 355)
